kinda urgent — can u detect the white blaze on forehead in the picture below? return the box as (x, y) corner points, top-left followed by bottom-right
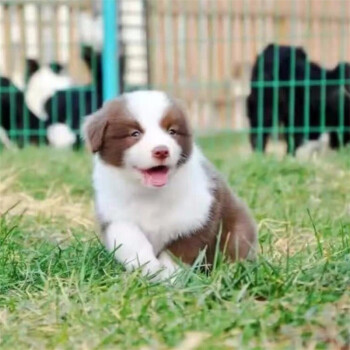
(124, 90), (170, 126)
(120, 90), (183, 174)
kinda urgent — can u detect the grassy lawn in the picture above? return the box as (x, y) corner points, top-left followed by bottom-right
(0, 136), (349, 349)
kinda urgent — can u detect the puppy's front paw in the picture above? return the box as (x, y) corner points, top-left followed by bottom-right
(158, 251), (179, 274)
(156, 251), (181, 284)
(132, 252), (179, 283)
(152, 266), (178, 284)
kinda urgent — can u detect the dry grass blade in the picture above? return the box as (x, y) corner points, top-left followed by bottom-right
(0, 170), (93, 229)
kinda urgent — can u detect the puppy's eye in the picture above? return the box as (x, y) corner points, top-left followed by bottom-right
(130, 130), (141, 138)
(168, 128), (177, 136)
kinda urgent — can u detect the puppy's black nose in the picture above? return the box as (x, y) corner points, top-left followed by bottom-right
(152, 145), (169, 160)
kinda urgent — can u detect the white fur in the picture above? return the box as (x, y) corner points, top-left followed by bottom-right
(47, 123), (76, 148)
(25, 67), (72, 120)
(95, 149), (213, 281)
(122, 91), (182, 179)
(92, 91), (214, 281)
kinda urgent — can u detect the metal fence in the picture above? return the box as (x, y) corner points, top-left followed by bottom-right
(0, 0), (349, 153)
(146, 0), (350, 145)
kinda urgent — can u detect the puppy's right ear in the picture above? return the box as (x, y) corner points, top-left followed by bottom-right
(82, 110), (108, 153)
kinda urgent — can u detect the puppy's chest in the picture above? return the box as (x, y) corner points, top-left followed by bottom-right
(100, 188), (213, 252)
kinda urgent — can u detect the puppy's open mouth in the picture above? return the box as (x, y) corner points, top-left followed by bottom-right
(139, 166), (169, 187)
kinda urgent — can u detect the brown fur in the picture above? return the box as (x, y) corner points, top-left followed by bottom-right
(84, 98), (144, 167)
(83, 109), (109, 153)
(166, 163), (257, 265)
(84, 96), (193, 168)
(160, 101), (193, 165)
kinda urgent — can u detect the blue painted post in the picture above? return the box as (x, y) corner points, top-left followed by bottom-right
(103, 0), (119, 101)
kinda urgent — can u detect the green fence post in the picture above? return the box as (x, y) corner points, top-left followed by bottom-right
(103, 0), (119, 101)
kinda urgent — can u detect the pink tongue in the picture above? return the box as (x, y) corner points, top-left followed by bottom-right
(143, 168), (169, 187)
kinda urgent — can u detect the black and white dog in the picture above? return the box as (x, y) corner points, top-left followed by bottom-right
(1, 44), (125, 149)
(45, 45), (125, 148)
(25, 58), (73, 121)
(247, 44), (350, 154)
(44, 45), (104, 148)
(0, 59), (73, 148)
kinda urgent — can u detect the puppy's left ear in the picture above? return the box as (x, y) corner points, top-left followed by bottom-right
(82, 109), (108, 153)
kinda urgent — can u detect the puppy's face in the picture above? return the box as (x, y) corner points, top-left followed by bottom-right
(84, 91), (192, 188)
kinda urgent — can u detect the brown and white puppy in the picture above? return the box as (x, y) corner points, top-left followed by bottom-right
(84, 90), (257, 281)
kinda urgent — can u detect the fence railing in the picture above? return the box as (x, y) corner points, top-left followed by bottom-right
(0, 0), (349, 151)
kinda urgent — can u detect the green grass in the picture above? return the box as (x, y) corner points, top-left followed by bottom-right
(0, 138), (350, 350)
